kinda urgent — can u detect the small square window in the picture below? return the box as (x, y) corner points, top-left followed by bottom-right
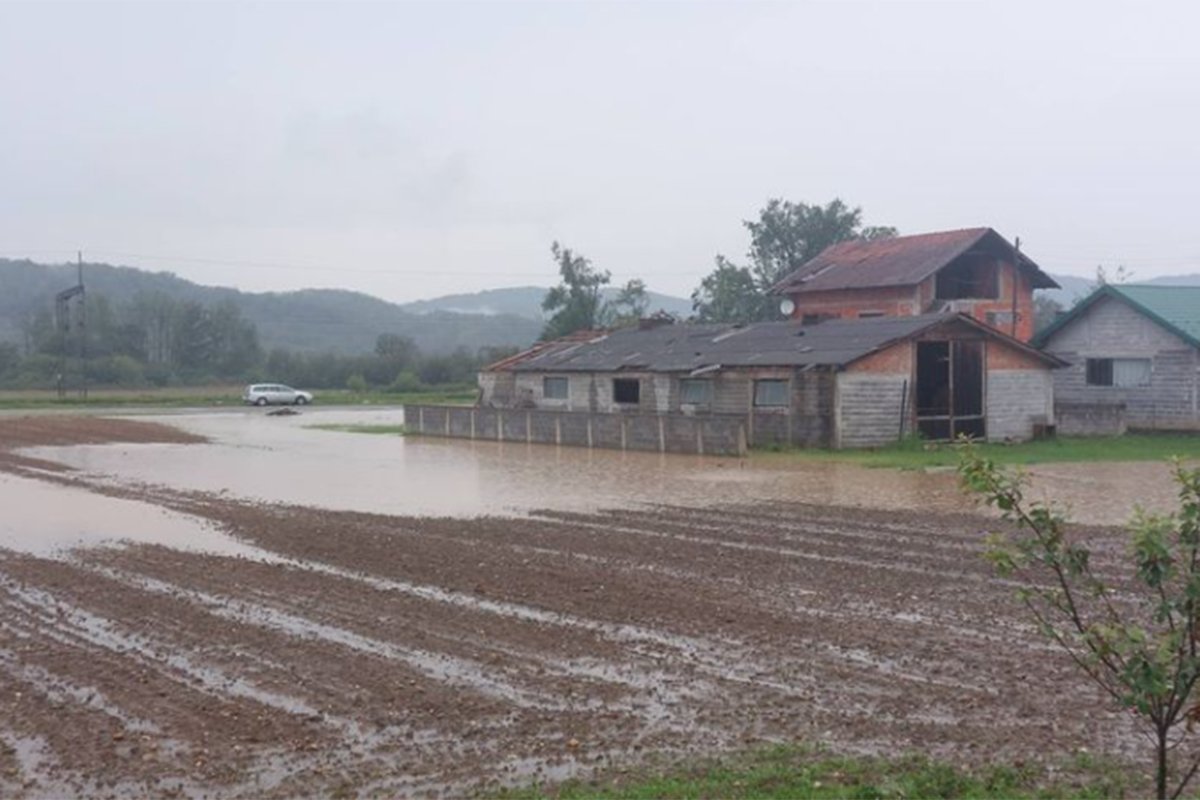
(1086, 358), (1113, 386)
(543, 376), (568, 400)
(753, 379), (789, 407)
(613, 378), (640, 404)
(680, 378), (712, 405)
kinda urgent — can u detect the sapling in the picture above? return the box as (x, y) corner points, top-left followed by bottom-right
(959, 447), (1200, 800)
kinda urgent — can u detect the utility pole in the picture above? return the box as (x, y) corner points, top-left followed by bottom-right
(54, 253), (86, 400)
(78, 251), (87, 400)
(1011, 237), (1020, 339)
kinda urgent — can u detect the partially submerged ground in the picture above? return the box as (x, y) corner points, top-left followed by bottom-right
(0, 416), (1156, 797)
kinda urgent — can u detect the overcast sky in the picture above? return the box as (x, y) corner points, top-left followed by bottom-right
(3, 0), (1199, 304)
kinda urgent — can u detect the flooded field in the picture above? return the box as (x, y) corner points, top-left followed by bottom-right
(16, 407), (1183, 525)
(0, 412), (1173, 796)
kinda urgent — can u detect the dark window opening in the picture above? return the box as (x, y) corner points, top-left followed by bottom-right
(915, 339), (986, 441)
(800, 313), (836, 325)
(858, 311), (885, 319)
(613, 378), (640, 404)
(916, 341), (950, 417)
(935, 255), (999, 300)
(1086, 358), (1113, 387)
(952, 340), (984, 417)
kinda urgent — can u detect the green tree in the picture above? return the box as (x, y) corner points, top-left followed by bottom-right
(541, 242), (611, 340)
(690, 256), (762, 323)
(0, 342), (19, 382)
(960, 448), (1200, 800)
(693, 198), (897, 323)
(604, 279), (650, 327)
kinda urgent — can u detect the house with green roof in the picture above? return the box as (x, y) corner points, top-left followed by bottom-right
(1035, 284), (1200, 432)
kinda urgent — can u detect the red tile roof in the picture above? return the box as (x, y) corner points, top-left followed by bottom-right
(771, 227), (1059, 294)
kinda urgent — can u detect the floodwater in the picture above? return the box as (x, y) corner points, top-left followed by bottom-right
(0, 472), (257, 556)
(17, 407), (1184, 527)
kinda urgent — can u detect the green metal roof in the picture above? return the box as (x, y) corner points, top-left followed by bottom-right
(1034, 284), (1200, 349)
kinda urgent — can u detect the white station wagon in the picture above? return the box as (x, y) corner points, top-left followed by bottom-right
(243, 383), (314, 406)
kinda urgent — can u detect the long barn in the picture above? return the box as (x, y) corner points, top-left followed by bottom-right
(479, 312), (1062, 450)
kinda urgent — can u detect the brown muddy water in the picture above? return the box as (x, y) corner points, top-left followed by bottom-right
(16, 407), (1179, 529)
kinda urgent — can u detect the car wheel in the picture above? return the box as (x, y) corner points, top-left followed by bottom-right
(295, 396), (308, 406)
(255, 397), (268, 406)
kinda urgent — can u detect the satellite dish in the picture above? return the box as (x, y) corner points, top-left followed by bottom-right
(779, 298), (796, 317)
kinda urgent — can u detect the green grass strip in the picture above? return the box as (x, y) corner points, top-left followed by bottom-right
(496, 745), (1139, 800)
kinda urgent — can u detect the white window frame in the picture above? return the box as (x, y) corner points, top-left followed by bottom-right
(542, 376), (569, 400)
(679, 378), (712, 406)
(753, 379), (790, 408)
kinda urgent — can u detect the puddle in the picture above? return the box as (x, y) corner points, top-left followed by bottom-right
(14, 407), (1184, 525)
(0, 473), (257, 557)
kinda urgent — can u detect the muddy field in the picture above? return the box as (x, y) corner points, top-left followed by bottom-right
(0, 416), (1148, 797)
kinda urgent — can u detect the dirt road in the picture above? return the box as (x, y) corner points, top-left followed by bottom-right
(0, 416), (1142, 797)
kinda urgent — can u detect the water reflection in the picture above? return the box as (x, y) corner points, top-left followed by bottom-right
(0, 473), (256, 556)
(18, 408), (1185, 526)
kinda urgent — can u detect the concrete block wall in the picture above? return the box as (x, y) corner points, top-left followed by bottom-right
(835, 373), (909, 448)
(1042, 295), (1200, 430)
(405, 405), (748, 456)
(986, 370), (1053, 441)
(1056, 402), (1127, 436)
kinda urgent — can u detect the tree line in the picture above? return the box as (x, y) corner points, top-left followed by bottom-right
(0, 290), (513, 391)
(540, 198), (898, 339)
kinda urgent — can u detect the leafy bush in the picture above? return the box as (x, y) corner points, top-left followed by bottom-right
(388, 370), (425, 394)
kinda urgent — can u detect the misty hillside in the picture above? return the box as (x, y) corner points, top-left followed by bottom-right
(1040, 273), (1200, 308)
(401, 285), (694, 321)
(0, 259), (541, 356)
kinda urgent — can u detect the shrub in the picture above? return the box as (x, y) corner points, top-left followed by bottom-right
(960, 445), (1200, 800)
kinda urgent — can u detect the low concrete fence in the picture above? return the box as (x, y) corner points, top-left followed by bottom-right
(1055, 402), (1127, 437)
(404, 405), (748, 456)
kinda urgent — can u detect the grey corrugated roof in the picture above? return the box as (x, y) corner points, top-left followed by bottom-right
(507, 313), (1050, 373)
(771, 227), (1059, 294)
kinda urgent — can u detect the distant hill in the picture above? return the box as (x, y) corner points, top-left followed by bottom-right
(0, 259), (541, 356)
(1039, 273), (1200, 308)
(401, 285), (695, 321)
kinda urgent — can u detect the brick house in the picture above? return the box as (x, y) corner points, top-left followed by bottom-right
(770, 227), (1060, 342)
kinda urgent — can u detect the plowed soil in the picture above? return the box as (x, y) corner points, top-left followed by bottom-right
(0, 416), (1146, 797)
